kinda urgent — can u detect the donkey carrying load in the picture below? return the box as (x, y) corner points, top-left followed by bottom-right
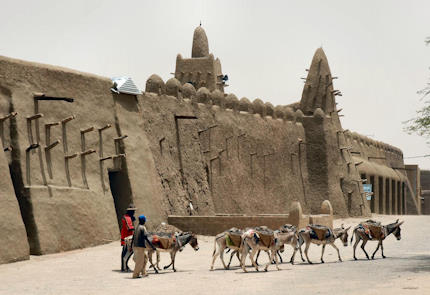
(127, 231), (199, 273)
(350, 219), (404, 260)
(255, 224), (305, 265)
(210, 227), (243, 270)
(240, 227), (293, 272)
(276, 224), (305, 264)
(147, 231), (199, 272)
(298, 224), (350, 264)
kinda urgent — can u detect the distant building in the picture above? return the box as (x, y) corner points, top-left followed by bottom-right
(420, 169), (430, 214)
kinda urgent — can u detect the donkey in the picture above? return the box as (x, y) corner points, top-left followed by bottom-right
(298, 224), (350, 264)
(350, 219), (404, 260)
(122, 236), (134, 272)
(278, 224), (305, 264)
(240, 229), (292, 272)
(255, 225), (305, 265)
(147, 232), (199, 272)
(210, 228), (243, 270)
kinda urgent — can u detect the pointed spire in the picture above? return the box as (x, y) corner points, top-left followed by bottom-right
(192, 26), (209, 58)
(300, 48), (336, 115)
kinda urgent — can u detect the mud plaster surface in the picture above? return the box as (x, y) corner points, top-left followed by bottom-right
(1, 215), (429, 295)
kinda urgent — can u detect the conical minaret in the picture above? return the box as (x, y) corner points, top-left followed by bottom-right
(300, 48), (336, 116)
(174, 26), (225, 92)
(192, 26), (209, 58)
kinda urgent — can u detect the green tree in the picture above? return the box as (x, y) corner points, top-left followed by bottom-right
(404, 37), (430, 138)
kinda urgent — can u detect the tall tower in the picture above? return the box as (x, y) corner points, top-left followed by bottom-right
(175, 26), (225, 92)
(300, 48), (337, 116)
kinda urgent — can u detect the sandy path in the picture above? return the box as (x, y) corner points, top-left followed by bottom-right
(1, 215), (429, 295)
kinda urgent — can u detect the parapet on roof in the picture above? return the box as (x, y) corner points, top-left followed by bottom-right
(111, 76), (141, 95)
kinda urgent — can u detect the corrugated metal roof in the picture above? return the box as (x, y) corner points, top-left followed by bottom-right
(111, 77), (141, 95)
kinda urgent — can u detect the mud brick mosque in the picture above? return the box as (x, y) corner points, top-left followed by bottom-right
(0, 26), (422, 264)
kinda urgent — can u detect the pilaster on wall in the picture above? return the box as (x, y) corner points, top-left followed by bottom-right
(382, 177), (387, 214)
(373, 175), (380, 213)
(405, 165), (421, 214)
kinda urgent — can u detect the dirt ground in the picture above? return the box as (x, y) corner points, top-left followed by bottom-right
(1, 215), (429, 295)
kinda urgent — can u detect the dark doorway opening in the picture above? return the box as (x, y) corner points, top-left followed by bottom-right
(370, 175), (375, 213)
(108, 169), (133, 230)
(378, 177), (383, 214)
(397, 181), (401, 214)
(385, 178), (390, 214)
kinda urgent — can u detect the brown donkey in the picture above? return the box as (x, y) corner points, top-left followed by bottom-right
(351, 219), (404, 260)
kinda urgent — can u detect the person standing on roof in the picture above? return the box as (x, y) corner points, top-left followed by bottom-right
(120, 203), (137, 272)
(132, 214), (156, 278)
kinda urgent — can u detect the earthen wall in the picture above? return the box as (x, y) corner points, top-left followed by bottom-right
(0, 55), (119, 255)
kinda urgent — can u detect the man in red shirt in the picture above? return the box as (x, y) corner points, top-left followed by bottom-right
(121, 203), (137, 272)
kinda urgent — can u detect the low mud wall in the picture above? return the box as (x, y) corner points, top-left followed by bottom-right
(168, 200), (335, 235)
(168, 215), (290, 235)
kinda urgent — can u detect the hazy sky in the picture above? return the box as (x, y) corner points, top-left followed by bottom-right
(1, 0), (430, 168)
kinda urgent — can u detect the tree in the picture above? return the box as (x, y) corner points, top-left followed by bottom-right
(404, 37), (430, 138)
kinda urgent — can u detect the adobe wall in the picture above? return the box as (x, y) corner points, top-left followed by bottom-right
(168, 215), (290, 235)
(405, 164), (421, 214)
(421, 170), (430, 214)
(112, 93), (166, 228)
(405, 165), (420, 196)
(0, 55), (119, 255)
(420, 170), (430, 190)
(139, 87), (312, 216)
(0, 142), (29, 263)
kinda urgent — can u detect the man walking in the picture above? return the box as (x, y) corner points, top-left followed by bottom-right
(132, 215), (156, 278)
(121, 204), (137, 272)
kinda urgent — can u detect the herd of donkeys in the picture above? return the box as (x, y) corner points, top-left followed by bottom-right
(124, 219), (404, 276)
(210, 219), (404, 272)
